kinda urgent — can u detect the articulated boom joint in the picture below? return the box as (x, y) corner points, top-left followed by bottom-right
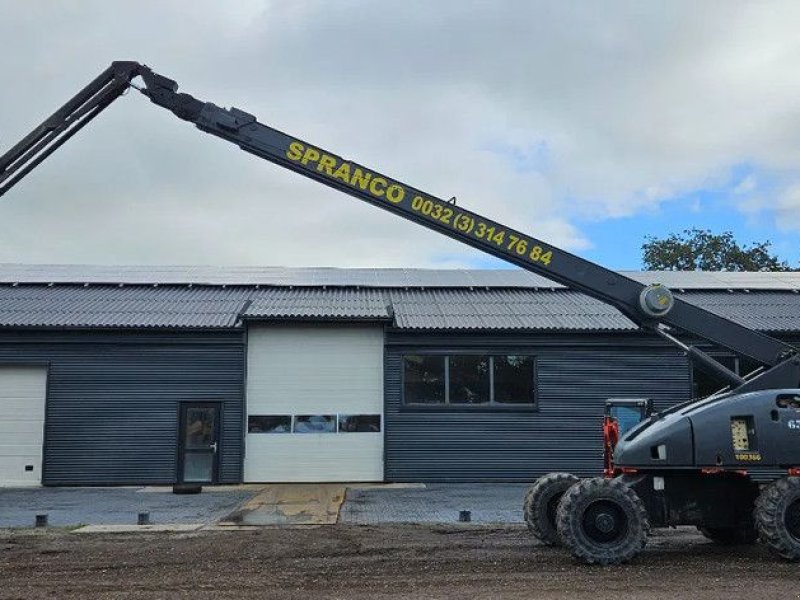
(638, 284), (674, 318)
(133, 65), (204, 123)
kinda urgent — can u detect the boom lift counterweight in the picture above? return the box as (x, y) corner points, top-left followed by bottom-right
(2, 61), (800, 564)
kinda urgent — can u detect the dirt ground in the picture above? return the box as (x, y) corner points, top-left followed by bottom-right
(0, 525), (797, 600)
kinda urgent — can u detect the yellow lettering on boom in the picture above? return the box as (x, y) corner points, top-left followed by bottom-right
(386, 184), (405, 203)
(333, 162), (352, 184)
(351, 168), (371, 190)
(301, 147), (320, 166)
(286, 141), (304, 161)
(285, 139), (405, 209)
(370, 177), (387, 197)
(317, 155), (337, 176)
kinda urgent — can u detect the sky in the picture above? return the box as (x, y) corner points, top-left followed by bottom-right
(1, 1), (799, 270)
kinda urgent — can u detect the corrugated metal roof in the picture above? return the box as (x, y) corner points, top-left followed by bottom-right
(245, 288), (390, 320)
(1, 283), (799, 333)
(2, 264), (800, 290)
(389, 289), (634, 331)
(676, 291), (800, 334)
(0, 285), (249, 329)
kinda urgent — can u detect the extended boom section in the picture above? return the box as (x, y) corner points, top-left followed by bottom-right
(1, 61), (797, 380)
(142, 71), (795, 374)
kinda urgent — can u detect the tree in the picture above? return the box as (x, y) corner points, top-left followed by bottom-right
(642, 229), (797, 271)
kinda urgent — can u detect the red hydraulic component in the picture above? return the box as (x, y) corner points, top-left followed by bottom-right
(603, 415), (620, 478)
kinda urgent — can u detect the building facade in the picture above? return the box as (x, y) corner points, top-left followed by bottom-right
(0, 265), (798, 486)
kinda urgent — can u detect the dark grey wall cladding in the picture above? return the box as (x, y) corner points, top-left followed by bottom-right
(0, 330), (244, 485)
(384, 332), (691, 482)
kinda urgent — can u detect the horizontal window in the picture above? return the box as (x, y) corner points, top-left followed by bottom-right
(403, 354), (536, 408)
(248, 414), (383, 434)
(338, 414), (381, 433)
(293, 415), (336, 433)
(248, 415), (291, 433)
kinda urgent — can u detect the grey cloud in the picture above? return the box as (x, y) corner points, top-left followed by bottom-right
(1, 1), (799, 268)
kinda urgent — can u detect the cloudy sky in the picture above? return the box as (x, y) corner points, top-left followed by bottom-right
(1, 1), (799, 270)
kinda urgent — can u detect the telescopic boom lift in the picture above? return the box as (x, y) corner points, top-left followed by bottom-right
(2, 61), (800, 564)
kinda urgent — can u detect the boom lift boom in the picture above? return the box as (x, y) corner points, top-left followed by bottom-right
(2, 61), (800, 564)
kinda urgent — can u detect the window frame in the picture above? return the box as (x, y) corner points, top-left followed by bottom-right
(401, 352), (538, 412)
(292, 414), (337, 434)
(247, 414), (293, 434)
(337, 414), (382, 433)
(247, 413), (383, 434)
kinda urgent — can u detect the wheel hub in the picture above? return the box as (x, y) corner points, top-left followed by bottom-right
(582, 500), (628, 544)
(594, 512), (616, 533)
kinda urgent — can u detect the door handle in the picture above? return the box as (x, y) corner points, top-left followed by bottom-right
(210, 442), (218, 453)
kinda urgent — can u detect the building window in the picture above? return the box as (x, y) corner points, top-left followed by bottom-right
(403, 355), (446, 404)
(338, 414), (382, 432)
(449, 355), (490, 404)
(293, 415), (336, 433)
(403, 354), (536, 408)
(248, 415), (291, 433)
(493, 355), (535, 404)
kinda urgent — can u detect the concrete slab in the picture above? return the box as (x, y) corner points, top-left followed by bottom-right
(137, 485), (264, 493)
(220, 484), (346, 526)
(74, 524), (204, 533)
(340, 483), (529, 524)
(0, 486), (259, 528)
(348, 483), (426, 491)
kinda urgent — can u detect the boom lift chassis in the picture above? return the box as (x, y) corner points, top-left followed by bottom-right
(2, 61), (800, 564)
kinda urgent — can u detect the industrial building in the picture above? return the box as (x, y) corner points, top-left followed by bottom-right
(0, 264), (798, 487)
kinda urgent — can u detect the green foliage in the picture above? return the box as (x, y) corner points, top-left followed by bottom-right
(642, 229), (797, 271)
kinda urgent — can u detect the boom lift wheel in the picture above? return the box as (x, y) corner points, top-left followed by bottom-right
(755, 476), (800, 561)
(523, 472), (580, 545)
(556, 477), (649, 565)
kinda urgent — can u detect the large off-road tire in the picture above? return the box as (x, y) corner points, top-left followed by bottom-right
(556, 477), (649, 565)
(755, 477), (800, 561)
(523, 472), (580, 545)
(697, 525), (758, 545)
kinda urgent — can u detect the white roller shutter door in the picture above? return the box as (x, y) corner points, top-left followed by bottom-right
(245, 324), (384, 482)
(0, 366), (47, 487)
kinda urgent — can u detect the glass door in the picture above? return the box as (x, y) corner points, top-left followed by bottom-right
(179, 402), (220, 484)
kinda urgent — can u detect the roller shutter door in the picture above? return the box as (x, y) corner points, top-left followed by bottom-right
(0, 366), (47, 486)
(245, 324), (383, 482)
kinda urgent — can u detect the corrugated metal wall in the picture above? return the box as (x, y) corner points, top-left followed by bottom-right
(385, 332), (691, 482)
(0, 330), (244, 485)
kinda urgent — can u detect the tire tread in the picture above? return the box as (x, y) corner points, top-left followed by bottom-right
(755, 476), (800, 561)
(523, 472), (580, 545)
(556, 477), (649, 565)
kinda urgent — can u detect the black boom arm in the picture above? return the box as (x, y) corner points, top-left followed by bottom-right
(2, 61), (798, 389)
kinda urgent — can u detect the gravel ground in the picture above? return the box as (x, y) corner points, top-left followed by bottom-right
(0, 525), (796, 599)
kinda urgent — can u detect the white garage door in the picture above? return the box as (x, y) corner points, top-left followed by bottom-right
(0, 366), (47, 487)
(245, 324), (383, 482)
